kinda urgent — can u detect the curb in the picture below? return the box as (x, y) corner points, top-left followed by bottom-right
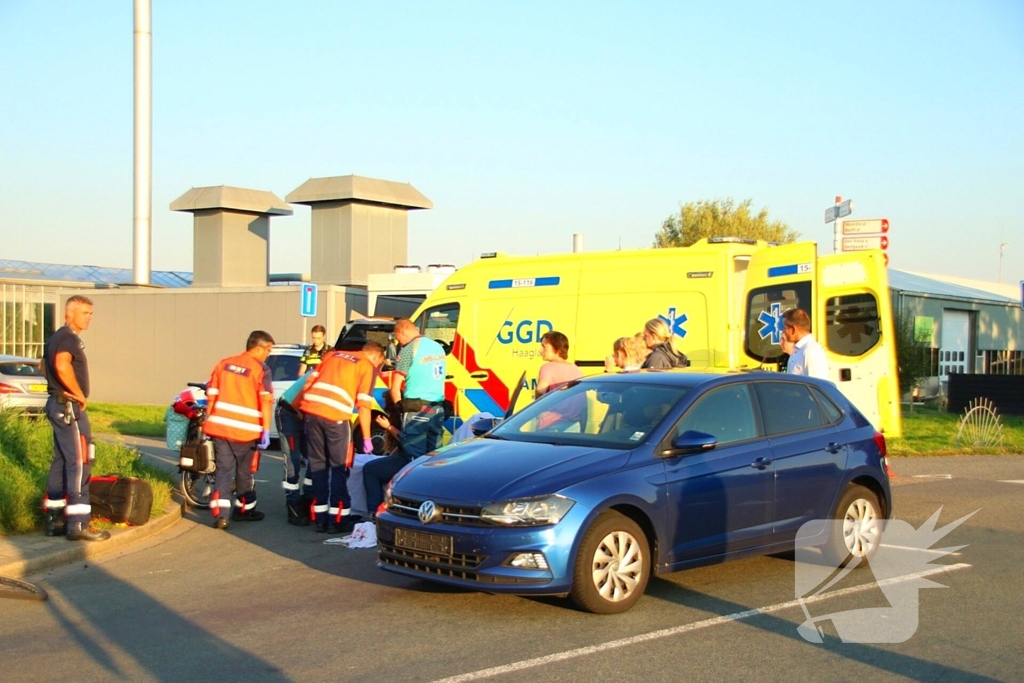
(0, 501), (183, 580)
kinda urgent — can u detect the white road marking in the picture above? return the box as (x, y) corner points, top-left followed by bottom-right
(998, 480), (1024, 484)
(881, 544), (961, 556)
(911, 474), (952, 479)
(430, 563), (972, 683)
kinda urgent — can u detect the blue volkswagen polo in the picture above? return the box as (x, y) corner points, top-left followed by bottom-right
(376, 372), (891, 613)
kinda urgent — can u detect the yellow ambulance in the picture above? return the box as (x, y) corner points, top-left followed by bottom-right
(410, 238), (902, 438)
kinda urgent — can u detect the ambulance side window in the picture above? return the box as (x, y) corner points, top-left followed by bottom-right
(416, 304), (460, 356)
(825, 294), (880, 357)
(745, 282), (812, 363)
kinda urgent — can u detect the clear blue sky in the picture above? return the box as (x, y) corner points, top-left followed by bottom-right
(2, 1), (1022, 283)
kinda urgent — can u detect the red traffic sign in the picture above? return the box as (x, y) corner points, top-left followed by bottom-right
(841, 235), (889, 251)
(840, 218), (889, 235)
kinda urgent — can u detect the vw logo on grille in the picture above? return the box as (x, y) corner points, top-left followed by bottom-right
(418, 500), (441, 524)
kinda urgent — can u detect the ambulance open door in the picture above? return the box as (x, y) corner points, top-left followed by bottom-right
(815, 251), (902, 437)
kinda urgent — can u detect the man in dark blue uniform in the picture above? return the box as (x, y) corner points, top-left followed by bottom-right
(43, 295), (110, 542)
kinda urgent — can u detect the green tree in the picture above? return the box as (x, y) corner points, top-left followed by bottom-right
(653, 198), (799, 248)
(895, 309), (932, 408)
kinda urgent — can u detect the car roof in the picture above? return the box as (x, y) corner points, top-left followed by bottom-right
(270, 344), (304, 352)
(0, 355), (39, 363)
(579, 369), (841, 393)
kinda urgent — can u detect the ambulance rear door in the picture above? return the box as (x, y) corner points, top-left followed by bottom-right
(816, 250), (901, 437)
(743, 242), (817, 368)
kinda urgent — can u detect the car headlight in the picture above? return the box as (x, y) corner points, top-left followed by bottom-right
(480, 495), (575, 526)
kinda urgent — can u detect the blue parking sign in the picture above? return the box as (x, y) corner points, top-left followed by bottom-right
(301, 283), (318, 317)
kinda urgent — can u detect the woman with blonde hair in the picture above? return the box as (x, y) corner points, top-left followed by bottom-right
(641, 318), (688, 370)
(604, 336), (646, 373)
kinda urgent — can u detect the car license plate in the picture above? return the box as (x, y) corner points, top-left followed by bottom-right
(394, 528), (453, 557)
(29, 384), (47, 393)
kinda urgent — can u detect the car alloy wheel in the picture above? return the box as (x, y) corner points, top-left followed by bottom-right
(570, 511), (650, 614)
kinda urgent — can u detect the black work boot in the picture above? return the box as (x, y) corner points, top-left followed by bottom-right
(66, 525), (111, 542)
(231, 508), (265, 522)
(45, 510), (66, 537)
(287, 501), (310, 526)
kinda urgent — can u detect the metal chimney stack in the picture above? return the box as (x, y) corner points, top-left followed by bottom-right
(133, 0), (152, 285)
(572, 233), (585, 253)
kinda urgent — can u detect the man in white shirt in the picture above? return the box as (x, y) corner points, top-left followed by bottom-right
(782, 308), (829, 380)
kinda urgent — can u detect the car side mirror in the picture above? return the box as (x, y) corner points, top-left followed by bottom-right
(663, 430), (717, 457)
(471, 418), (502, 436)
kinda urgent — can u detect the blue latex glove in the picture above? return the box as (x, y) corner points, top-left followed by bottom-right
(257, 430), (270, 450)
(362, 438), (375, 454)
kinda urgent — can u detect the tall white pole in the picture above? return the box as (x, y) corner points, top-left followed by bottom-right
(133, 0), (152, 285)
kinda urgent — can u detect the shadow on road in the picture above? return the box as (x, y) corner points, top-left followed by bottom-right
(40, 561), (293, 682)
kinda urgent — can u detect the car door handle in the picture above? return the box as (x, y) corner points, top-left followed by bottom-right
(825, 442), (843, 454)
(749, 457), (773, 470)
(469, 371), (489, 380)
(445, 375), (455, 380)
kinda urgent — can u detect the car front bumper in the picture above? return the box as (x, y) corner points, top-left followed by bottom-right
(376, 502), (593, 596)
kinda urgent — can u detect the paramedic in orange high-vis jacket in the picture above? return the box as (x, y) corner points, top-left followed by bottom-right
(294, 341), (385, 534)
(202, 330), (275, 530)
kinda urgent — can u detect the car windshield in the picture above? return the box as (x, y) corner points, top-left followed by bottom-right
(265, 354), (301, 383)
(0, 361), (41, 377)
(490, 380), (690, 448)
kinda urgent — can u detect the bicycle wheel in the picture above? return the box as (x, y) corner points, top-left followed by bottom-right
(0, 576), (49, 602)
(180, 470), (215, 509)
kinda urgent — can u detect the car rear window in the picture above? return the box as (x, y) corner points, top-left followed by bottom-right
(0, 362), (41, 377)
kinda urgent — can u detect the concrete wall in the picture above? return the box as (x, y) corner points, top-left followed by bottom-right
(68, 285), (367, 404)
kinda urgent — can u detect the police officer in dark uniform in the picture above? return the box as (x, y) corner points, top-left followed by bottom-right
(299, 324), (333, 374)
(42, 295), (110, 542)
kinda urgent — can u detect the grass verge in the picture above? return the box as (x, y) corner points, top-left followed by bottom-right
(87, 402), (167, 438)
(0, 411), (173, 535)
(889, 405), (1024, 456)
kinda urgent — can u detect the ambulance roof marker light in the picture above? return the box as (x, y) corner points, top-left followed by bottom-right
(708, 236), (758, 245)
(480, 252), (498, 259)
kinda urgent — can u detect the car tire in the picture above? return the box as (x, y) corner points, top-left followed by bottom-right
(820, 484), (883, 568)
(569, 511), (650, 614)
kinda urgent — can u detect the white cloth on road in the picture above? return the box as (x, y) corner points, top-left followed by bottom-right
(324, 521), (377, 548)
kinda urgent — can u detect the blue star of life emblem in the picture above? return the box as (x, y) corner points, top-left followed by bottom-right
(757, 303), (786, 345)
(658, 307), (688, 339)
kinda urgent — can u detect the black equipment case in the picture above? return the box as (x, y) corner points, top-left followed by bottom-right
(89, 476), (153, 526)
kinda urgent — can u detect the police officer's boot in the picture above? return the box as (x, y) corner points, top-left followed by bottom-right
(45, 509), (66, 537)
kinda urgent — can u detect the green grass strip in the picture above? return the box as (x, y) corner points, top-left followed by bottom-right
(0, 411), (173, 535)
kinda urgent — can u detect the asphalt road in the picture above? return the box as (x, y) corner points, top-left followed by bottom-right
(1, 451), (1021, 683)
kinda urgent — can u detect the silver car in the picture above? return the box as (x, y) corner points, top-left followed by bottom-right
(0, 355), (49, 413)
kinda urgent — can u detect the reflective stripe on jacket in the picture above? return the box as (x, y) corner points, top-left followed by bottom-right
(203, 353), (271, 442)
(298, 351), (376, 423)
